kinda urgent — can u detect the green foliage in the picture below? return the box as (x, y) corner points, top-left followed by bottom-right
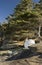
(0, 0), (42, 41)
(14, 0), (33, 17)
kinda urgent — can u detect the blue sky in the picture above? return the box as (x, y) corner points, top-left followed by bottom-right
(0, 0), (40, 23)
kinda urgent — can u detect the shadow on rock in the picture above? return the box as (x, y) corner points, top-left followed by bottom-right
(5, 47), (42, 61)
(5, 49), (34, 61)
(38, 52), (42, 58)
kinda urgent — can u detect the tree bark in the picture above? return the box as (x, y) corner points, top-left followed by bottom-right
(38, 25), (41, 38)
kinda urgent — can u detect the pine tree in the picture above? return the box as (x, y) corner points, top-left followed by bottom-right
(14, 0), (33, 17)
(34, 0), (42, 37)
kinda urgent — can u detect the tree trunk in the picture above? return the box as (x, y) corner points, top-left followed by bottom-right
(38, 25), (41, 38)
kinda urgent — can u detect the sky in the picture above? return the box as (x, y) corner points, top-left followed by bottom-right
(0, 0), (40, 23)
